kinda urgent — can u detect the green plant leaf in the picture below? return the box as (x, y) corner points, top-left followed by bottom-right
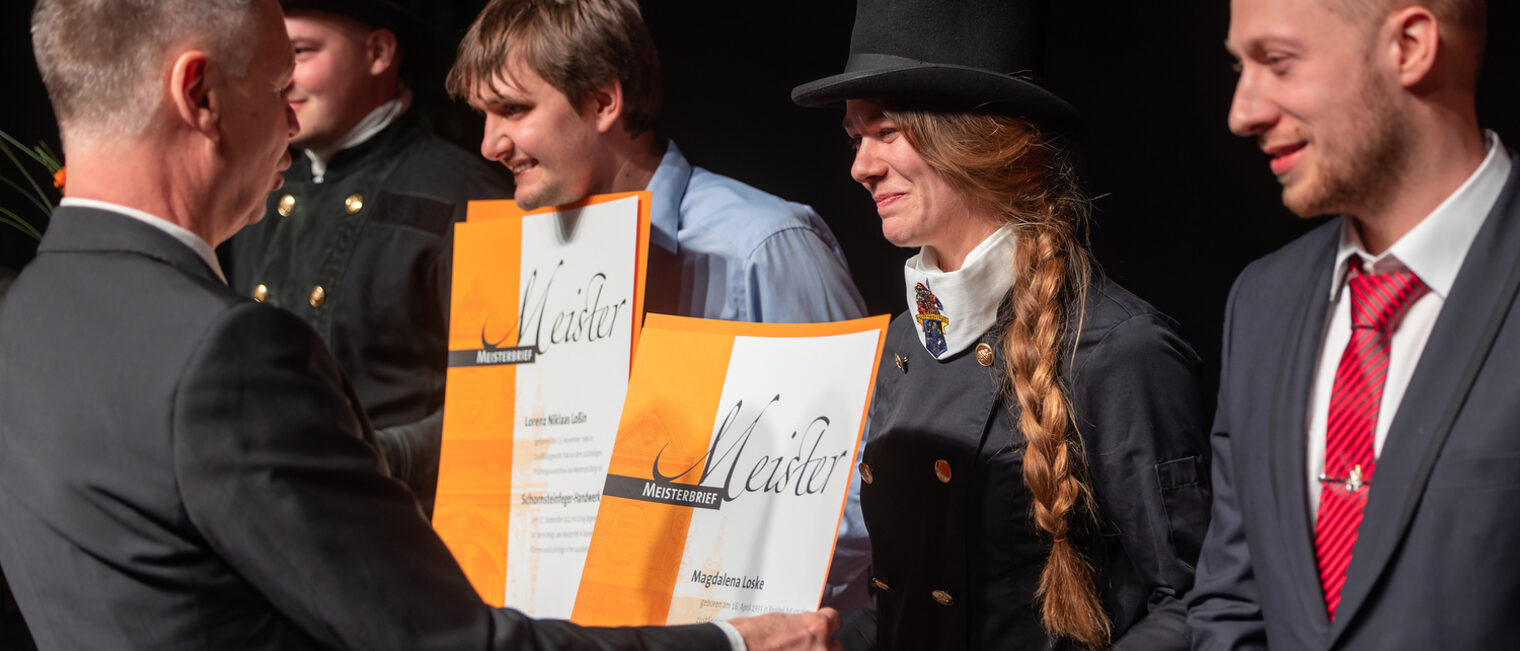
(0, 138), (52, 213)
(0, 205), (43, 240)
(35, 148), (62, 171)
(0, 173), (52, 217)
(0, 129), (57, 239)
(0, 131), (53, 170)
(31, 138), (62, 171)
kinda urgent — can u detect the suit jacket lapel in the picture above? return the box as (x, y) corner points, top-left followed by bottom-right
(38, 206), (223, 285)
(1266, 224), (1338, 637)
(1329, 163), (1520, 646)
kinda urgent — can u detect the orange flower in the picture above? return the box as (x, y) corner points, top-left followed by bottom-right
(52, 166), (66, 192)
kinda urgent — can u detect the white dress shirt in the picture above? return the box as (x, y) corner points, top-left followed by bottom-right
(1304, 131), (1511, 515)
(58, 197), (227, 285)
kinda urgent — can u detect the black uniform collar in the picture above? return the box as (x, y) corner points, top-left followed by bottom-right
(283, 109), (424, 185)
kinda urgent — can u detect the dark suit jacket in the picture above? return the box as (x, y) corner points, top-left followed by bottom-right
(0, 207), (726, 650)
(1188, 158), (1520, 650)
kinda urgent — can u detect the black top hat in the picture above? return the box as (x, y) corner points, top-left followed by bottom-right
(791, 0), (1079, 130)
(280, 0), (427, 52)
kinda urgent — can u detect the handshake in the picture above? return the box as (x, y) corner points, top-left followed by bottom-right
(729, 608), (843, 651)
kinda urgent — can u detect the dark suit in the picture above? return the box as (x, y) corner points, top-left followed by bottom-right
(0, 207), (726, 650)
(1188, 159), (1520, 649)
(847, 279), (1210, 650)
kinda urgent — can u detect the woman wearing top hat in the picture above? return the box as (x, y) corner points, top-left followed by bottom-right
(794, 0), (1210, 649)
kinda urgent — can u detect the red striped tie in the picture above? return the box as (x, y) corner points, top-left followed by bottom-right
(1315, 263), (1427, 620)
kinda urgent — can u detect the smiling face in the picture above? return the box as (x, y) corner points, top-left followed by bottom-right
(1226, 0), (1409, 218)
(283, 10), (382, 152)
(469, 53), (607, 211)
(843, 99), (995, 268)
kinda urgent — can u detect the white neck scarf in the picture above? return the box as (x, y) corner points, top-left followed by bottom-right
(304, 90), (412, 183)
(902, 225), (1017, 359)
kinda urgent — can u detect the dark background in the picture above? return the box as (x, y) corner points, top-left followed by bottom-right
(2, 0), (1519, 645)
(6, 1), (1520, 385)
(641, 0), (1520, 393)
(7, 0), (1518, 388)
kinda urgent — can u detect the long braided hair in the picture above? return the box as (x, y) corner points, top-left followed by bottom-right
(888, 109), (1107, 648)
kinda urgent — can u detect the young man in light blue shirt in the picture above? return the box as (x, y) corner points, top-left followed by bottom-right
(448, 0), (866, 326)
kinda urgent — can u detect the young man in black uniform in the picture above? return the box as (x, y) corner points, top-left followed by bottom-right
(222, 0), (513, 513)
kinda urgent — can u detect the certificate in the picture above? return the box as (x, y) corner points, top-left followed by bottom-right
(434, 192), (650, 616)
(570, 314), (888, 625)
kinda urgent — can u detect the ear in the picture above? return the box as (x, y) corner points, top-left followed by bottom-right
(168, 50), (217, 136)
(586, 78), (625, 135)
(1387, 5), (1439, 88)
(364, 28), (399, 77)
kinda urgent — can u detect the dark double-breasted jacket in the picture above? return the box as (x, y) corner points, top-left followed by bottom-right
(857, 278), (1211, 650)
(222, 113), (512, 510)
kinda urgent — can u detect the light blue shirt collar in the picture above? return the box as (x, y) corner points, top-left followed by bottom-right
(645, 141), (692, 255)
(1331, 130), (1511, 300)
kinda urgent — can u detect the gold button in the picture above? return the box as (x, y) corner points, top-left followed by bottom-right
(344, 194), (364, 214)
(872, 577), (889, 591)
(975, 342), (995, 367)
(932, 590), (954, 606)
(894, 353), (908, 373)
(251, 283), (269, 302)
(934, 459), (952, 483)
(276, 194), (295, 217)
(859, 462), (874, 485)
(309, 285), (326, 307)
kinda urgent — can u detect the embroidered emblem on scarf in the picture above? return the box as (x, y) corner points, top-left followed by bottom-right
(914, 282), (950, 358)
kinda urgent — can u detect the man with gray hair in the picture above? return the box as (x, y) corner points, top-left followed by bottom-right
(0, 0), (839, 649)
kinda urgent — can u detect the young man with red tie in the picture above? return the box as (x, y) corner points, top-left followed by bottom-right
(1189, 0), (1519, 648)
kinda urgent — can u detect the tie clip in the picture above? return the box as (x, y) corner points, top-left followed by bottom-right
(1318, 464), (1369, 494)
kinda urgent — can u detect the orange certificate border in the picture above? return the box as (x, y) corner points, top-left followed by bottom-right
(571, 313), (889, 624)
(435, 192), (652, 606)
(466, 192), (651, 352)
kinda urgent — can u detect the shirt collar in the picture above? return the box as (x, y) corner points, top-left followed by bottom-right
(1331, 130), (1511, 300)
(304, 90), (411, 183)
(59, 197), (226, 284)
(646, 140), (691, 254)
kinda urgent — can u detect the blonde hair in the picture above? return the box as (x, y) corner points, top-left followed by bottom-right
(889, 109), (1108, 648)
